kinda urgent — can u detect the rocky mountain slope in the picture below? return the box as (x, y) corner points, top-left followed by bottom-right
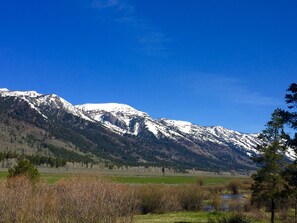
(0, 88), (261, 172)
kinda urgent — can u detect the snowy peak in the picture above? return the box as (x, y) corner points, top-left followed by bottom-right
(0, 89), (41, 98)
(159, 119), (195, 134)
(76, 103), (156, 135)
(77, 103), (149, 117)
(0, 88), (9, 92)
(76, 103), (179, 139)
(155, 118), (261, 157)
(0, 89), (93, 122)
(35, 94), (93, 121)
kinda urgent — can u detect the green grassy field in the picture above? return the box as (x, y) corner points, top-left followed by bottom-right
(0, 170), (247, 185)
(0, 171), (7, 179)
(109, 175), (247, 185)
(0, 171), (69, 184)
(133, 212), (211, 223)
(133, 212), (267, 223)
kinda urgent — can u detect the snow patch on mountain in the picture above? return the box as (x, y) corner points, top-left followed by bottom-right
(0, 89), (47, 118)
(79, 105), (154, 138)
(152, 118), (261, 157)
(34, 94), (93, 121)
(77, 103), (149, 117)
(0, 88), (9, 92)
(0, 89), (93, 122)
(77, 103), (183, 139)
(0, 90), (41, 98)
(162, 120), (193, 134)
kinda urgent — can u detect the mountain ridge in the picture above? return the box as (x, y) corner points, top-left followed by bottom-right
(0, 88), (263, 172)
(76, 102), (260, 158)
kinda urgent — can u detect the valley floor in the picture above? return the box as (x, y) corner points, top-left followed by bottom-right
(0, 167), (248, 185)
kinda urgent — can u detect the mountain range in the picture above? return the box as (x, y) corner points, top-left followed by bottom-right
(0, 88), (261, 172)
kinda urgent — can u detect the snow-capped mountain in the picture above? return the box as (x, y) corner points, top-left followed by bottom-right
(0, 88), (92, 121)
(76, 103), (180, 139)
(0, 88), (267, 172)
(160, 119), (260, 155)
(76, 103), (260, 158)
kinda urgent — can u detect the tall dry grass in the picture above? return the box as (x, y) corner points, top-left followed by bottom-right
(135, 184), (167, 214)
(0, 175), (136, 223)
(56, 176), (136, 223)
(177, 184), (208, 211)
(135, 183), (210, 214)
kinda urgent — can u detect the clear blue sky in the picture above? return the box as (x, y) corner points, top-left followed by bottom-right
(1, 0), (296, 133)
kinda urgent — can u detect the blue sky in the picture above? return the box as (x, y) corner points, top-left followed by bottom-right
(1, 0), (296, 133)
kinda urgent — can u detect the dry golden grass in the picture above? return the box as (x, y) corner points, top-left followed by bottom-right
(0, 175), (136, 223)
(134, 183), (211, 214)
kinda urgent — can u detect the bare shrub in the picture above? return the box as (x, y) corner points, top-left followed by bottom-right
(278, 199), (292, 222)
(241, 179), (252, 191)
(279, 208), (290, 222)
(209, 185), (225, 194)
(0, 175), (136, 223)
(0, 176), (33, 223)
(136, 184), (166, 214)
(56, 175), (136, 223)
(0, 176), (57, 222)
(177, 184), (208, 211)
(242, 199), (252, 212)
(226, 180), (241, 195)
(29, 182), (58, 222)
(161, 185), (181, 212)
(248, 206), (265, 221)
(228, 199), (247, 212)
(196, 177), (205, 186)
(209, 193), (222, 211)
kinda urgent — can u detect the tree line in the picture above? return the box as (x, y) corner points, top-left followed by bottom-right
(0, 151), (67, 168)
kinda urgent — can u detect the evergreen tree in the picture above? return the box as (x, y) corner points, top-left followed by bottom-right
(8, 159), (40, 182)
(284, 163), (297, 223)
(251, 109), (287, 223)
(282, 83), (297, 222)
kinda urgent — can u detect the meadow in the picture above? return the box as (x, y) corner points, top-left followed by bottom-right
(0, 169), (294, 223)
(109, 175), (247, 185)
(0, 170), (247, 185)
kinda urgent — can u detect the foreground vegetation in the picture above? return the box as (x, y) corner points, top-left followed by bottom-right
(0, 172), (295, 223)
(0, 175), (135, 223)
